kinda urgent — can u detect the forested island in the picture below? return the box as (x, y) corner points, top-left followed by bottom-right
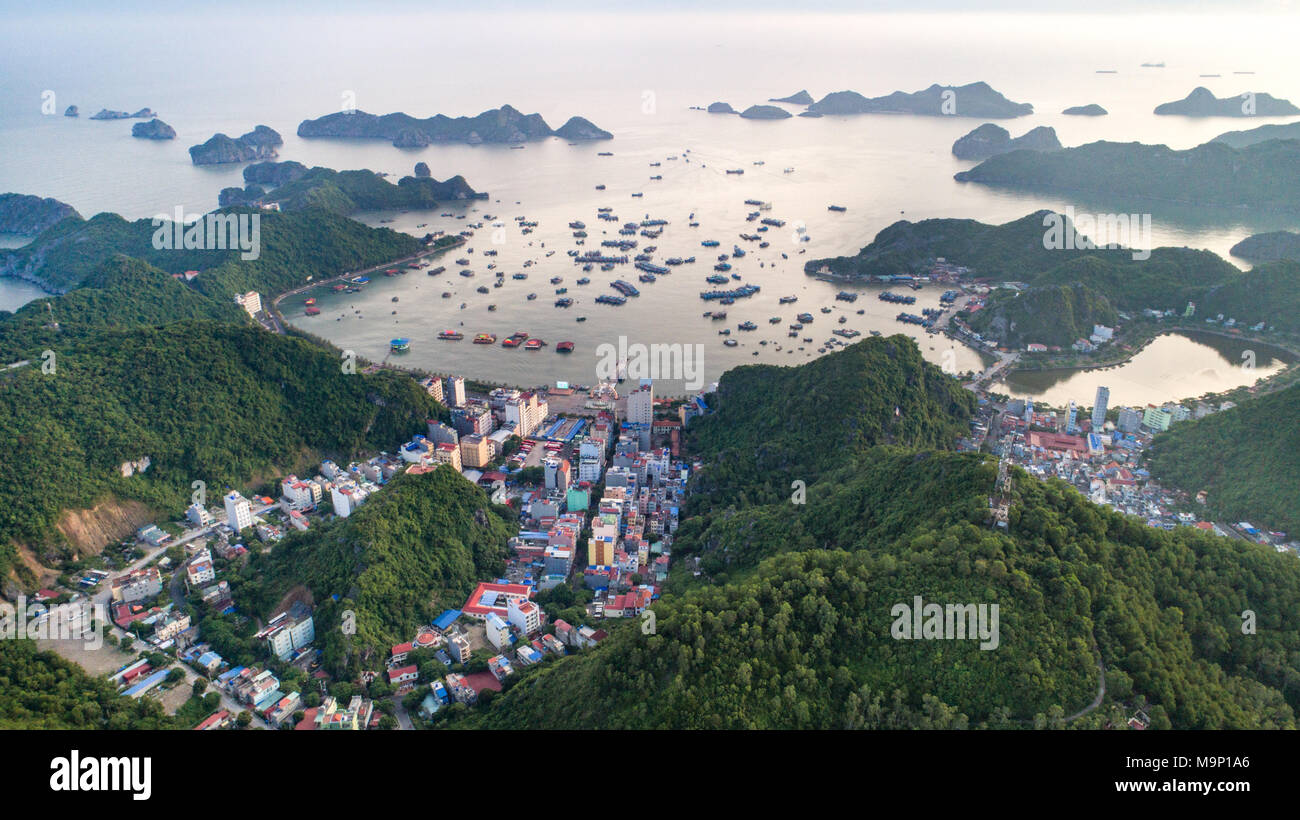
(953, 138), (1300, 210)
(296, 105), (611, 147)
(806, 81), (1033, 117)
(217, 161), (484, 215)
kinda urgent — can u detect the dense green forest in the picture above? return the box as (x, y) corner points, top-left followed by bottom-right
(0, 206), (423, 294)
(444, 340), (1300, 729)
(953, 138), (1300, 210)
(242, 466), (515, 677)
(684, 335), (976, 509)
(0, 640), (174, 729)
(0, 321), (442, 579)
(968, 280), (1118, 348)
(219, 164), (481, 215)
(1148, 384), (1300, 534)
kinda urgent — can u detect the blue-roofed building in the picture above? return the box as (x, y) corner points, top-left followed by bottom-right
(432, 609), (461, 631)
(122, 669), (169, 698)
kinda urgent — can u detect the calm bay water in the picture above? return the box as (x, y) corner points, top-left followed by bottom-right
(2, 9), (1297, 398)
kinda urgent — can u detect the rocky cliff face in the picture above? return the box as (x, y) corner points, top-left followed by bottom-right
(189, 125), (283, 165)
(952, 123), (1061, 160)
(131, 119), (176, 140)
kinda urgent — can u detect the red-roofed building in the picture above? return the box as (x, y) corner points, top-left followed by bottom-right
(388, 664), (418, 687)
(462, 582), (532, 620)
(1026, 431), (1088, 457)
(391, 642), (414, 665)
(194, 710), (231, 730)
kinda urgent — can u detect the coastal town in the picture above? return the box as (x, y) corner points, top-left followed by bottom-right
(32, 365), (704, 730)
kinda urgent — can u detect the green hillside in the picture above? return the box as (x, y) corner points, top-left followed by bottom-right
(243, 467), (515, 677)
(1148, 383), (1300, 533)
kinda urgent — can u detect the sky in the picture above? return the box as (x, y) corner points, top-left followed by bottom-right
(2, 0), (1296, 15)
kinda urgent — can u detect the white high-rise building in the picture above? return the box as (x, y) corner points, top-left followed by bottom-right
(446, 376), (467, 408)
(224, 491), (252, 531)
(627, 381), (654, 450)
(1092, 386), (1110, 432)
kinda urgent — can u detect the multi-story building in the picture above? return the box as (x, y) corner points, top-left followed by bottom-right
(1091, 386), (1109, 432)
(431, 441), (462, 471)
(153, 611), (191, 643)
(459, 434), (492, 469)
(484, 613), (512, 650)
(224, 491), (253, 531)
(186, 502), (213, 528)
(544, 457), (571, 492)
(1116, 407), (1143, 434)
(260, 602), (316, 661)
(505, 391), (548, 438)
(111, 567), (163, 603)
(330, 482), (367, 518)
(280, 475), (320, 510)
(626, 381), (654, 449)
(420, 376), (444, 404)
(426, 421), (458, 446)
(445, 376), (467, 408)
(451, 402), (494, 437)
(447, 632), (472, 664)
(233, 291), (262, 316)
(1142, 406), (1172, 432)
(507, 596), (542, 636)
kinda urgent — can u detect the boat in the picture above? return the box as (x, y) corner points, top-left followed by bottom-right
(304, 297), (316, 306)
(576, 277), (591, 285)
(390, 338), (411, 352)
(769, 317), (781, 324)
(527, 293), (537, 301)
(304, 307), (321, 316)
(427, 266), (446, 276)
(555, 297), (573, 307)
(779, 295), (798, 304)
(738, 321), (757, 331)
(557, 341), (575, 353)
(879, 291), (916, 304)
(724, 338), (739, 346)
(438, 330), (464, 340)
(828, 205), (847, 212)
(611, 280), (640, 297)
(488, 304), (497, 311)
(575, 316), (587, 322)
(797, 312), (814, 323)
(638, 273), (657, 283)
(835, 291), (859, 302)
(711, 311), (727, 320)
(512, 273), (528, 280)
(725, 169), (744, 175)
(473, 333), (497, 344)
(821, 307), (832, 314)
(838, 315), (847, 324)
(595, 294), (627, 306)
(701, 240), (720, 247)
(706, 274), (729, 285)
(550, 276), (564, 284)
(524, 339), (545, 350)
